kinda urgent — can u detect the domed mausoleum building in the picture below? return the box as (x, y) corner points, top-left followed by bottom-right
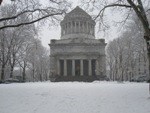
(49, 6), (106, 81)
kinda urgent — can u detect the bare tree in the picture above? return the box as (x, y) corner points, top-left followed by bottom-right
(82, 0), (150, 78)
(106, 39), (119, 80)
(0, 4), (37, 81)
(17, 36), (35, 82)
(0, 0), (71, 82)
(27, 38), (50, 82)
(106, 13), (149, 81)
(0, 29), (11, 80)
(0, 0), (71, 30)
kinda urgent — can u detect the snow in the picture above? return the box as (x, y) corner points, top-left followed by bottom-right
(0, 81), (150, 113)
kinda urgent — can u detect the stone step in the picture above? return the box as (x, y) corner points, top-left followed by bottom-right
(51, 76), (99, 82)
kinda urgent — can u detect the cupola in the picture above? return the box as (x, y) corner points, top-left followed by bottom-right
(60, 6), (96, 39)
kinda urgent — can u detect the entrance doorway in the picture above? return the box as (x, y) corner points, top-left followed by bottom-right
(67, 60), (72, 76)
(75, 60), (80, 76)
(83, 60), (89, 76)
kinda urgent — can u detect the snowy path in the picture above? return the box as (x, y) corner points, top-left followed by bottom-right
(0, 82), (150, 113)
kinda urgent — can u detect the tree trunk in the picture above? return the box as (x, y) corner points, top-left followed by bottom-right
(147, 40), (150, 94)
(9, 57), (15, 78)
(22, 61), (26, 82)
(31, 62), (35, 82)
(40, 74), (42, 82)
(9, 66), (14, 78)
(148, 53), (150, 77)
(144, 35), (150, 94)
(0, 36), (5, 81)
(9, 51), (16, 78)
(144, 35), (150, 78)
(22, 67), (26, 82)
(32, 69), (35, 82)
(1, 64), (5, 81)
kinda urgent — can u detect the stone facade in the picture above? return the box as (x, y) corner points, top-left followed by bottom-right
(49, 6), (107, 81)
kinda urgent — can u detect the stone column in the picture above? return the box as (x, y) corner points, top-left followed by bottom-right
(81, 22), (83, 33)
(76, 21), (78, 33)
(57, 59), (60, 75)
(89, 59), (92, 76)
(73, 21), (75, 33)
(83, 22), (85, 33)
(66, 23), (68, 34)
(75, 21), (77, 33)
(68, 22), (71, 34)
(80, 59), (83, 76)
(86, 22), (88, 34)
(72, 60), (75, 76)
(93, 25), (95, 36)
(79, 21), (80, 33)
(64, 59), (67, 76)
(96, 59), (100, 75)
(70, 22), (72, 34)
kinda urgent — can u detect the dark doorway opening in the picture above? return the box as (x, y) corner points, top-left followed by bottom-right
(75, 60), (80, 76)
(60, 60), (64, 76)
(92, 59), (96, 76)
(83, 60), (89, 76)
(67, 60), (72, 76)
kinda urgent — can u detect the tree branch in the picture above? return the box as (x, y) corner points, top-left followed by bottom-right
(94, 3), (131, 20)
(0, 9), (44, 22)
(127, 0), (149, 35)
(0, 8), (63, 22)
(0, 0), (2, 5)
(0, 12), (63, 30)
(146, 9), (150, 12)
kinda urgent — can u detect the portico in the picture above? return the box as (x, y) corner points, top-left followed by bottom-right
(58, 59), (96, 77)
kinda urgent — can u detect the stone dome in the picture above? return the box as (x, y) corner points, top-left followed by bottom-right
(60, 6), (96, 39)
(64, 6), (92, 20)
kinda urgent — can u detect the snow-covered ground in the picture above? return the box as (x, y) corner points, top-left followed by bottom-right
(0, 81), (150, 113)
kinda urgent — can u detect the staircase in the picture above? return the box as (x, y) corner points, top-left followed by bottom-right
(50, 75), (100, 82)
